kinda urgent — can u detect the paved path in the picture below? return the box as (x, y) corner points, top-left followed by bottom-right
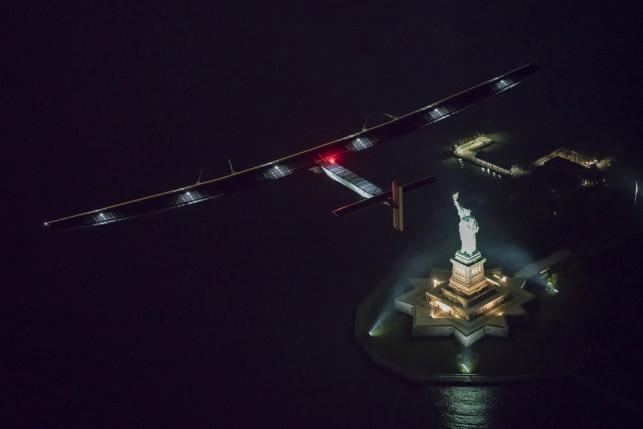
(514, 249), (571, 278)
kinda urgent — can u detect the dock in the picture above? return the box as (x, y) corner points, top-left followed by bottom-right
(453, 135), (516, 176)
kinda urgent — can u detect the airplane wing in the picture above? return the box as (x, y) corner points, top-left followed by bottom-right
(43, 63), (539, 231)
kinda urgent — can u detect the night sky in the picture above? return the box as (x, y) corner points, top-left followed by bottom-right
(4, 1), (642, 427)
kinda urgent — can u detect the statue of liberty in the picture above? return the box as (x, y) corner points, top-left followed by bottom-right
(452, 192), (479, 255)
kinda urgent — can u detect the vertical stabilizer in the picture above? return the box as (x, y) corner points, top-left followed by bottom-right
(392, 180), (404, 232)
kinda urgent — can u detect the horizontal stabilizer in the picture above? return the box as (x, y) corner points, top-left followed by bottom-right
(333, 192), (392, 217)
(333, 176), (435, 217)
(401, 175), (437, 192)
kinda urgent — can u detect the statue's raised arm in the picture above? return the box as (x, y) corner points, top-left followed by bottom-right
(453, 192), (466, 219)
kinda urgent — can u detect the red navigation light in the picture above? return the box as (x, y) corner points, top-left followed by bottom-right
(328, 157), (336, 165)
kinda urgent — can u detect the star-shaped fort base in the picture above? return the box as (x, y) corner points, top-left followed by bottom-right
(395, 267), (534, 347)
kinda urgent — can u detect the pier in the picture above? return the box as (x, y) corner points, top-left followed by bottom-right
(453, 135), (609, 179)
(453, 135), (518, 176)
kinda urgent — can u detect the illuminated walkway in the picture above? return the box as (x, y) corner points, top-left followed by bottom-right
(514, 249), (571, 278)
(532, 147), (601, 169)
(452, 136), (609, 179)
(452, 135), (526, 177)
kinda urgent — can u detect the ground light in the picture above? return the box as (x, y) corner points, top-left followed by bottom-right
(456, 349), (479, 374)
(368, 299), (404, 338)
(368, 313), (389, 337)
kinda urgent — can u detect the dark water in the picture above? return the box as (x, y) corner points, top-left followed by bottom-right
(428, 381), (640, 428)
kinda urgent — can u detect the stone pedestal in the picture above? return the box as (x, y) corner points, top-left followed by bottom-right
(424, 251), (508, 322)
(449, 251), (488, 296)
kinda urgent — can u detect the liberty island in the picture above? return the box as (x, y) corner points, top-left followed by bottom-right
(394, 193), (534, 346)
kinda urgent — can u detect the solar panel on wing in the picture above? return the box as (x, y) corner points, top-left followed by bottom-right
(44, 64), (539, 231)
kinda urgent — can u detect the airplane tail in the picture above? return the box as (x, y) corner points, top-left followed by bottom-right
(332, 176), (435, 231)
(392, 180), (403, 232)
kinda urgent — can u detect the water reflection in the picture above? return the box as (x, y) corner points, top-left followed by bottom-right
(433, 386), (498, 429)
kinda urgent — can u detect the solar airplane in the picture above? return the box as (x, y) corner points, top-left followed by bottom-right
(44, 63), (539, 232)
